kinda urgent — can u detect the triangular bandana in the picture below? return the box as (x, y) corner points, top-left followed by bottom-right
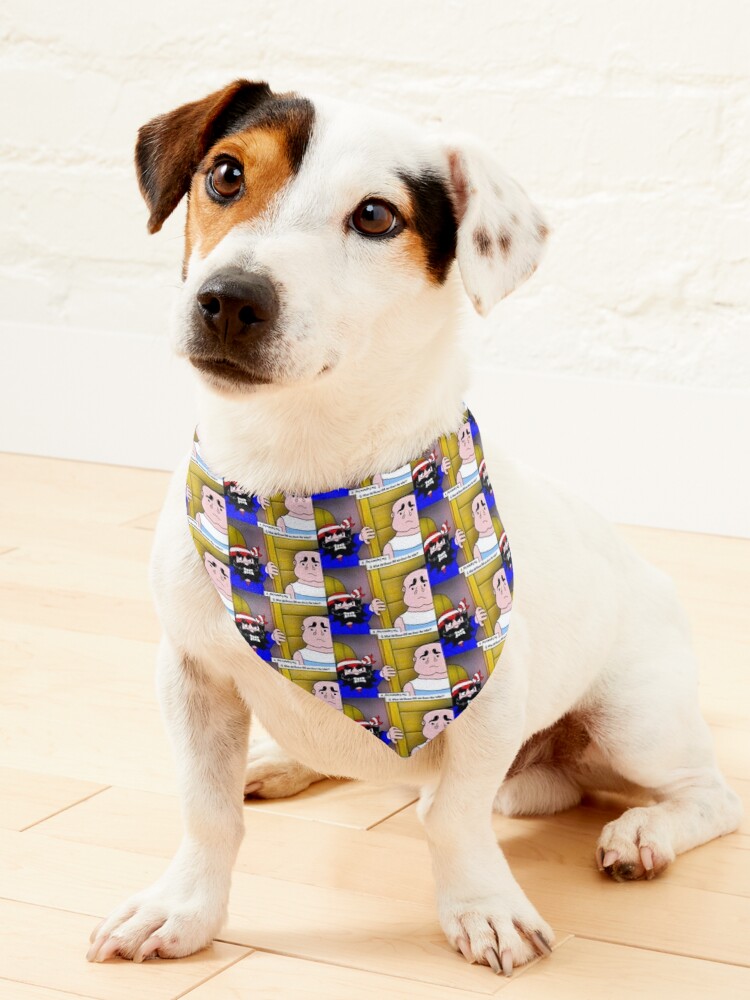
(186, 409), (513, 756)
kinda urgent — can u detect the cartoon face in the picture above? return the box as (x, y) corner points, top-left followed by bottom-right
(413, 642), (447, 677)
(402, 569), (433, 610)
(458, 421), (476, 461)
(201, 485), (227, 530)
(312, 680), (342, 709)
(293, 550), (324, 584)
(301, 615), (332, 651)
(204, 551), (231, 599)
(391, 495), (419, 533)
(493, 566), (512, 613)
(471, 492), (493, 533)
(422, 709), (453, 739)
(285, 493), (314, 517)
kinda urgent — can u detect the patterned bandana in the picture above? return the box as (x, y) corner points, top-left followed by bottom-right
(186, 409), (513, 756)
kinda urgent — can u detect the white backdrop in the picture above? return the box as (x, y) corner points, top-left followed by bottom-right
(1, 0), (748, 535)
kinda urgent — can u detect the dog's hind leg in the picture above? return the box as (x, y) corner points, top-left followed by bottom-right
(590, 647), (742, 881)
(244, 732), (326, 799)
(87, 638), (250, 962)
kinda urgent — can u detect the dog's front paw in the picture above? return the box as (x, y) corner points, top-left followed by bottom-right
(86, 883), (224, 963)
(596, 806), (676, 881)
(244, 737), (325, 799)
(440, 891), (555, 975)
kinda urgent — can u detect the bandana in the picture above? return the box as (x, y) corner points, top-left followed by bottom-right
(186, 409), (513, 756)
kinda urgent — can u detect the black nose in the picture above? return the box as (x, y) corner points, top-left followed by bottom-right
(195, 269), (279, 347)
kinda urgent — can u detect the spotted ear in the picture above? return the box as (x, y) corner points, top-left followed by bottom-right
(445, 136), (548, 316)
(134, 79), (272, 234)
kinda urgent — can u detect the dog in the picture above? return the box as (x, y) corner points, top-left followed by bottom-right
(86, 80), (742, 974)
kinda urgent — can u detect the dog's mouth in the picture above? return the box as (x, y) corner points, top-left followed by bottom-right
(188, 356), (273, 387)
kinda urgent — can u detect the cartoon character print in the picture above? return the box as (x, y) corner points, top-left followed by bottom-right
(293, 615), (336, 668)
(435, 580), (487, 655)
(195, 484), (229, 549)
(335, 649), (396, 699)
(275, 493), (317, 538)
(455, 418), (480, 489)
(410, 707), (456, 755)
(233, 596), (285, 662)
(492, 564), (512, 638)
(451, 671), (483, 713)
(315, 499), (375, 568)
(229, 534), (279, 594)
(382, 494), (423, 561)
(202, 548), (233, 613)
(326, 582), (386, 633)
(411, 448), (451, 508)
(393, 568), (438, 634)
(402, 642), (452, 699)
(468, 490), (500, 564)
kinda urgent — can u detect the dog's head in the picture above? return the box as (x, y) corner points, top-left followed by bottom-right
(136, 80), (547, 393)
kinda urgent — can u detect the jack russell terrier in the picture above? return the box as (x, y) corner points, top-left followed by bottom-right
(86, 80), (741, 976)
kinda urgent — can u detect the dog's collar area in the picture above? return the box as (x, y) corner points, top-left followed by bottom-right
(186, 407), (513, 756)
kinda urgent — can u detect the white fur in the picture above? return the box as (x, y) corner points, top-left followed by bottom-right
(89, 92), (742, 973)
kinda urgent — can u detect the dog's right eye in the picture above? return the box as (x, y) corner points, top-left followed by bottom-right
(207, 158), (244, 202)
(349, 199), (402, 237)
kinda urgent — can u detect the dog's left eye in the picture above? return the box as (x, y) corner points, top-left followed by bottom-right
(207, 158), (244, 201)
(349, 199), (401, 237)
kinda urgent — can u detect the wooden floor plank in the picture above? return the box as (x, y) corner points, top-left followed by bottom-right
(0, 767), (106, 831)
(0, 625), (172, 792)
(499, 936), (750, 1000)
(240, 776), (417, 829)
(182, 950), (516, 999)
(0, 453), (169, 527)
(0, 899), (249, 1000)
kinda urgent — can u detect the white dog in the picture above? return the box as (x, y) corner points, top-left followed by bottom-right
(87, 80), (741, 975)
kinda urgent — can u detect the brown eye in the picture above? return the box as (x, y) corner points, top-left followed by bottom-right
(350, 198), (401, 237)
(207, 158), (244, 201)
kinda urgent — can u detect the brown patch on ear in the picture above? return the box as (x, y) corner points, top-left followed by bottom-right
(498, 230), (513, 257)
(447, 150), (469, 222)
(186, 128), (294, 260)
(537, 221), (549, 241)
(473, 228), (493, 256)
(135, 80), (273, 234)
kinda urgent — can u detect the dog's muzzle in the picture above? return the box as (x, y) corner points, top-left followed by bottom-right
(188, 268), (281, 384)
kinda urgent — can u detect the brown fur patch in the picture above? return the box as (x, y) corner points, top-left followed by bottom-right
(498, 230), (513, 257)
(187, 128), (294, 260)
(537, 221), (549, 241)
(473, 227), (493, 256)
(506, 712), (591, 780)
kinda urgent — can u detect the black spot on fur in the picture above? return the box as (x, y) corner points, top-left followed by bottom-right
(399, 169), (458, 282)
(473, 228), (493, 256)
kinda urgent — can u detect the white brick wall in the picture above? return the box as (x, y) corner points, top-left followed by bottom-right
(1, 0), (749, 531)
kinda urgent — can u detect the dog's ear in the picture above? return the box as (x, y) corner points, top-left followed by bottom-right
(444, 135), (549, 316)
(135, 79), (272, 234)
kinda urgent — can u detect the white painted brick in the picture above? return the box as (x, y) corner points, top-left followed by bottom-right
(1, 0), (748, 392)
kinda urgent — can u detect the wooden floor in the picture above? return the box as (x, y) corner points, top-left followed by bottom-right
(0, 452), (748, 1000)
